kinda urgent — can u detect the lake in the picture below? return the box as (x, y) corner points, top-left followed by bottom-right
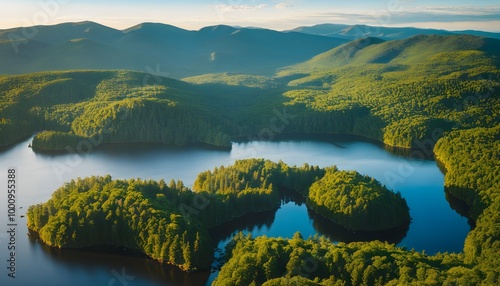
(0, 136), (470, 286)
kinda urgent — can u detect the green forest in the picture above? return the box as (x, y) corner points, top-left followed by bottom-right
(28, 159), (398, 271)
(1, 36), (498, 152)
(214, 233), (470, 286)
(27, 175), (213, 271)
(9, 33), (500, 284)
(307, 169), (410, 231)
(214, 124), (500, 285)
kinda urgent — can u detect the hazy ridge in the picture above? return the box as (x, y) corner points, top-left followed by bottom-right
(2, 21), (499, 77)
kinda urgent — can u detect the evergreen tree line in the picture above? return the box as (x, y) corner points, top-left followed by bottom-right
(27, 175), (213, 271)
(193, 159), (409, 231)
(214, 233), (474, 286)
(307, 168), (410, 231)
(27, 159), (409, 273)
(434, 126), (500, 281)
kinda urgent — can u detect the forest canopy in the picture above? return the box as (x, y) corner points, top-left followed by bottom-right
(214, 234), (472, 286)
(26, 175), (213, 271)
(307, 169), (410, 231)
(27, 159), (412, 272)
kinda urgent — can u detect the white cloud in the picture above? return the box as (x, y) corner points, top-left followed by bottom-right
(303, 4), (500, 32)
(275, 2), (294, 9)
(413, 5), (500, 16)
(215, 4), (267, 12)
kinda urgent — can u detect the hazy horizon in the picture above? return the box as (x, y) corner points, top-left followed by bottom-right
(1, 0), (499, 33)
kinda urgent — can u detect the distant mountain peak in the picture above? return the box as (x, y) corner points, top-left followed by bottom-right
(200, 25), (237, 33)
(287, 23), (500, 40)
(72, 20), (101, 26)
(123, 22), (187, 33)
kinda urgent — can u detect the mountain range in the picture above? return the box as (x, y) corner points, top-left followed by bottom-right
(0, 21), (345, 77)
(1, 21), (499, 78)
(288, 23), (500, 41)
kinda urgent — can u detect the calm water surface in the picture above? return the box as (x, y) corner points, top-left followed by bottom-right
(0, 136), (470, 286)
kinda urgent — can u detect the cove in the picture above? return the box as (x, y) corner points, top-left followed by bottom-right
(0, 136), (470, 286)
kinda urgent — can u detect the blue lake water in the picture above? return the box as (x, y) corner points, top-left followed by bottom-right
(0, 136), (470, 286)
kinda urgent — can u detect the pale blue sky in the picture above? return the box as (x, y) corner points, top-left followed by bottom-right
(1, 0), (499, 31)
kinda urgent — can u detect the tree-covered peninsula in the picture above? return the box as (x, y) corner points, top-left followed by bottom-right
(307, 169), (410, 231)
(27, 175), (213, 271)
(28, 159), (411, 273)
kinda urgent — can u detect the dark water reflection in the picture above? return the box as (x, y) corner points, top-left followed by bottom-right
(307, 209), (410, 244)
(209, 210), (277, 243)
(445, 189), (476, 229)
(27, 230), (211, 286)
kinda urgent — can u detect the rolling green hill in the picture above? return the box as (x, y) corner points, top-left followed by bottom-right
(279, 34), (500, 148)
(282, 34), (499, 74)
(307, 169), (410, 231)
(0, 70), (234, 148)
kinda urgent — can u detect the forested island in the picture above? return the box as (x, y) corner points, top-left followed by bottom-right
(6, 31), (499, 284)
(27, 159), (410, 271)
(307, 169), (410, 231)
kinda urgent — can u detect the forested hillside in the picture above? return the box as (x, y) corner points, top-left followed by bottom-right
(279, 34), (500, 148)
(214, 234), (469, 286)
(434, 126), (500, 280)
(0, 70), (234, 149)
(0, 70), (379, 150)
(2, 35), (497, 152)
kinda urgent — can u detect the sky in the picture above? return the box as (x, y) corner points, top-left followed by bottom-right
(1, 0), (499, 32)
